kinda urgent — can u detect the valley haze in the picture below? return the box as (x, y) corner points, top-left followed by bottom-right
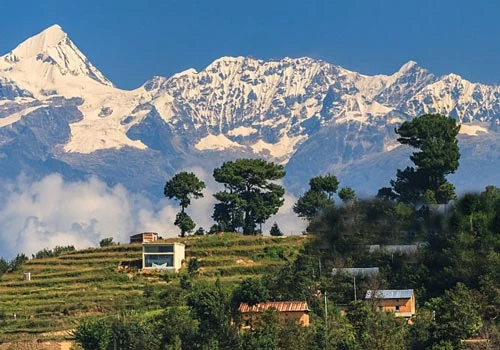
(0, 25), (498, 257)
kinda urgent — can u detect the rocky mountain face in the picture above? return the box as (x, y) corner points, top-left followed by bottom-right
(1, 25), (499, 198)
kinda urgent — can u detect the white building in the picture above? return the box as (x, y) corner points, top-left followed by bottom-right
(142, 242), (185, 272)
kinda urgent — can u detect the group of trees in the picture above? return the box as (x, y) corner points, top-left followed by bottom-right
(165, 159), (286, 236)
(74, 190), (500, 349)
(0, 254), (28, 277)
(166, 113), (460, 237)
(378, 113), (461, 205)
(25, 112), (494, 348)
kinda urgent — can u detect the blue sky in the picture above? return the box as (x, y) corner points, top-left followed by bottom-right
(1, 0), (498, 89)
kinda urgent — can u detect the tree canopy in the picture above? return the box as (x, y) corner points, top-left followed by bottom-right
(164, 171), (206, 236)
(293, 174), (339, 222)
(164, 172), (206, 211)
(212, 159), (285, 235)
(382, 114), (460, 204)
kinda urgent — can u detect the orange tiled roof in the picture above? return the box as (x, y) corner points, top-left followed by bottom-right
(239, 301), (309, 313)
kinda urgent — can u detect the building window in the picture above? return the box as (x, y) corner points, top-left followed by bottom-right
(144, 245), (174, 253)
(144, 254), (174, 267)
(395, 305), (400, 312)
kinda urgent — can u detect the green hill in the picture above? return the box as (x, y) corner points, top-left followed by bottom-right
(0, 233), (308, 343)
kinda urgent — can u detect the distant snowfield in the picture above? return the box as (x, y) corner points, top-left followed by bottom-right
(228, 126), (257, 137)
(251, 134), (306, 160)
(459, 124), (489, 136)
(195, 133), (245, 151)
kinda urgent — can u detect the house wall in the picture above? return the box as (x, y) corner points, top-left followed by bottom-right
(131, 232), (158, 243)
(240, 311), (310, 328)
(376, 293), (415, 315)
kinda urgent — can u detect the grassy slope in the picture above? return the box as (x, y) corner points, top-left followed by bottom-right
(0, 233), (308, 342)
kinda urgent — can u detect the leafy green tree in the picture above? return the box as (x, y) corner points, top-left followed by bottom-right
(293, 189), (331, 221)
(187, 280), (236, 348)
(269, 222), (283, 237)
(212, 191), (245, 232)
(0, 258), (8, 276)
(293, 174), (339, 223)
(309, 174), (339, 200)
(187, 257), (200, 275)
(213, 159), (285, 235)
(74, 316), (112, 350)
(165, 171), (206, 237)
(99, 237), (115, 247)
(339, 186), (356, 204)
(157, 306), (198, 350)
(427, 283), (483, 345)
(174, 212), (196, 237)
(240, 309), (280, 350)
(384, 114), (460, 204)
(8, 253), (28, 272)
(232, 278), (270, 309)
(278, 320), (312, 350)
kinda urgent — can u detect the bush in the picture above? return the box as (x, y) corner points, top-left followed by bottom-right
(9, 254), (28, 272)
(99, 237), (115, 247)
(269, 223), (283, 237)
(32, 245), (75, 259)
(188, 258), (200, 275)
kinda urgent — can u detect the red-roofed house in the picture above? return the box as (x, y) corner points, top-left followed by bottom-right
(238, 301), (310, 329)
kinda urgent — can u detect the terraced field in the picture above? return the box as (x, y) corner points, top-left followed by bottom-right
(0, 233), (307, 343)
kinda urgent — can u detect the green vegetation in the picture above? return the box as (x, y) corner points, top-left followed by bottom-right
(0, 233), (306, 343)
(164, 171), (206, 236)
(380, 114), (461, 204)
(213, 158), (286, 235)
(293, 174), (340, 222)
(2, 115), (499, 348)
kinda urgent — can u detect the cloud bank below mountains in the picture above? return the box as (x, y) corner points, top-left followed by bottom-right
(0, 173), (305, 259)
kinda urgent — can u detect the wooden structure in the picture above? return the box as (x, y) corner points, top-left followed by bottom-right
(238, 301), (310, 329)
(130, 232), (158, 244)
(365, 289), (416, 321)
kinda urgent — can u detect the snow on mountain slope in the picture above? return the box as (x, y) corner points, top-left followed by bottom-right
(1, 24), (500, 194)
(0, 25), (149, 153)
(403, 73), (500, 126)
(1, 25), (113, 91)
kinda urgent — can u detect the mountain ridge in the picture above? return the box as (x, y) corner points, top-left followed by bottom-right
(1, 24), (499, 197)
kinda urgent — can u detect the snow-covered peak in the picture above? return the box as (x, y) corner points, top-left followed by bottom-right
(6, 24), (67, 60)
(397, 60), (419, 74)
(1, 24), (113, 88)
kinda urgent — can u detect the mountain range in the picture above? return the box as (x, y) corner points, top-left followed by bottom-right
(1, 24), (499, 199)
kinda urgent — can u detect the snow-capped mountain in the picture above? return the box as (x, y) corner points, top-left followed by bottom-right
(1, 25), (499, 197)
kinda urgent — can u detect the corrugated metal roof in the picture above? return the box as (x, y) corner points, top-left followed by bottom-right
(365, 289), (414, 299)
(239, 301), (309, 313)
(332, 267), (379, 276)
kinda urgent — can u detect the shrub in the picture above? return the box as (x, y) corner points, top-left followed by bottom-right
(269, 223), (283, 237)
(100, 237), (115, 247)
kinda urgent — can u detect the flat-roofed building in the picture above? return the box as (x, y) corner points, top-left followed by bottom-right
(142, 242), (185, 272)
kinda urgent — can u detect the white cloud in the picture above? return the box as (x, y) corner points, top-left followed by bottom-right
(0, 172), (306, 259)
(0, 174), (179, 259)
(262, 192), (307, 235)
